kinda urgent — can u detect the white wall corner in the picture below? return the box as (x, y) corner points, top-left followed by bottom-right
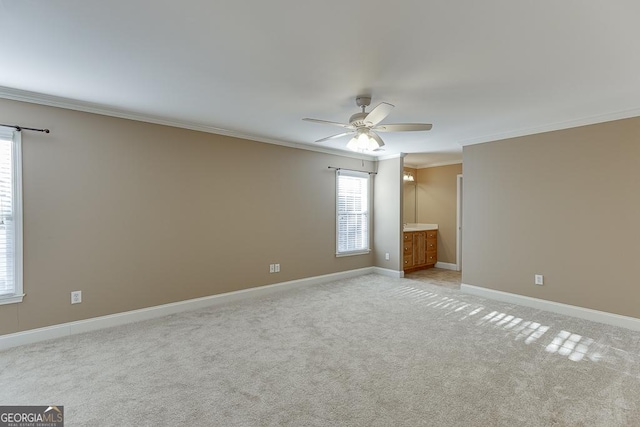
(461, 283), (640, 331)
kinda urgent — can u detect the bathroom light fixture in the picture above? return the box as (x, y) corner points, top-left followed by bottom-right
(403, 171), (415, 182)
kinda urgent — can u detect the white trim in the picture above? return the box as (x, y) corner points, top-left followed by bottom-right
(335, 170), (370, 256)
(335, 250), (371, 257)
(0, 267), (378, 350)
(372, 267), (404, 278)
(456, 174), (463, 272)
(0, 129), (23, 303)
(434, 262), (457, 271)
(458, 107), (640, 146)
(0, 294), (24, 305)
(405, 160), (463, 169)
(6, 86), (640, 160)
(377, 153), (406, 161)
(0, 86), (375, 162)
(13, 130), (23, 301)
(461, 283), (640, 331)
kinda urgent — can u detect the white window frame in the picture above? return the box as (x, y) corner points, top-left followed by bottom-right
(0, 128), (24, 305)
(335, 169), (371, 257)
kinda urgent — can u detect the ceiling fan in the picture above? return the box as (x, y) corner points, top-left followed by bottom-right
(303, 96), (432, 152)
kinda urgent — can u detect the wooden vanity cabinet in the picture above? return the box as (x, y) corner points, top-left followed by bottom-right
(403, 234), (414, 268)
(425, 230), (437, 267)
(403, 230), (437, 272)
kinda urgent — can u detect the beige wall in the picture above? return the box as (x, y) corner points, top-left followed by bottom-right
(463, 116), (640, 318)
(374, 158), (403, 271)
(402, 167), (417, 223)
(0, 98), (377, 335)
(416, 164), (462, 264)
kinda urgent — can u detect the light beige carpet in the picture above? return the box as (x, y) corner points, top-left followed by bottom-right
(1, 274), (639, 426)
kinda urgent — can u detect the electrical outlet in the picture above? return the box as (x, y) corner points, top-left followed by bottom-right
(535, 275), (544, 286)
(71, 290), (82, 304)
(275, 264), (280, 273)
(269, 264), (275, 273)
(385, 253), (390, 260)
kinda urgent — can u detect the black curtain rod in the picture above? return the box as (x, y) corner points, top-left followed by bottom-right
(0, 123), (50, 133)
(328, 166), (377, 175)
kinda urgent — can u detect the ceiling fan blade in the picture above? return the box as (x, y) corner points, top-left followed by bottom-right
(303, 118), (354, 129)
(369, 132), (385, 148)
(364, 102), (394, 127)
(315, 131), (355, 143)
(373, 123), (433, 132)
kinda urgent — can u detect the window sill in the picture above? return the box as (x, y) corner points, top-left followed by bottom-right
(336, 250), (371, 258)
(0, 294), (25, 305)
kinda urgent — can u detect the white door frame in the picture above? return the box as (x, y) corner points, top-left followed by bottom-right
(456, 174), (463, 271)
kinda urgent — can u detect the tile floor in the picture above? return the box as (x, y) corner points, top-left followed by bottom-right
(404, 267), (461, 289)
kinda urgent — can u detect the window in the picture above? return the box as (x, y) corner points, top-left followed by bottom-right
(336, 169), (370, 256)
(0, 128), (23, 305)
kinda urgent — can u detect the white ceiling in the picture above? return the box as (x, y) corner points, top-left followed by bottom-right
(2, 1), (640, 167)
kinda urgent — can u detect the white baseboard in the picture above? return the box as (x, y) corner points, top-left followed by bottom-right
(0, 267), (376, 350)
(435, 262), (458, 271)
(372, 267), (404, 278)
(461, 283), (640, 332)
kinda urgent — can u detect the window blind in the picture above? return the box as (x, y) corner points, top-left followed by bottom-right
(336, 170), (369, 254)
(0, 134), (16, 296)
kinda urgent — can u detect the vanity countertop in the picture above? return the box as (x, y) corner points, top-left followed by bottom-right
(403, 223), (438, 232)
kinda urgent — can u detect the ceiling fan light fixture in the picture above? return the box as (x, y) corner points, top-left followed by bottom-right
(346, 136), (359, 151)
(367, 134), (382, 151)
(347, 131), (368, 151)
(346, 130), (382, 152)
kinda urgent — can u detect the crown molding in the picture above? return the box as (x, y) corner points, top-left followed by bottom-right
(377, 153), (406, 161)
(405, 160), (463, 169)
(0, 86), (375, 162)
(459, 107), (640, 146)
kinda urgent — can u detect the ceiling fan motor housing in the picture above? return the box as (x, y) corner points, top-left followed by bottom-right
(349, 112), (369, 127)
